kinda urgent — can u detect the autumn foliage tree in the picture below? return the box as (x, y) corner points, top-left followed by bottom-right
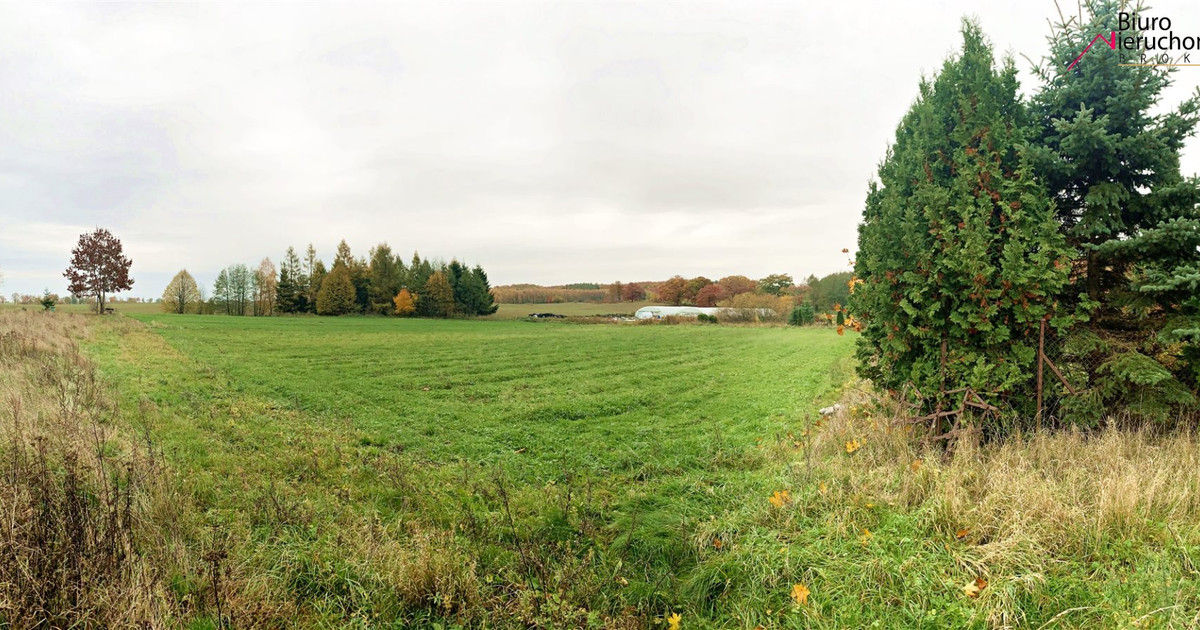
(316, 262), (356, 315)
(656, 276), (688, 305)
(254, 258), (277, 316)
(621, 282), (646, 302)
(64, 228), (134, 314)
(717, 275), (756, 297)
(693, 283), (728, 307)
(161, 269), (201, 314)
(393, 288), (417, 316)
(421, 271), (456, 317)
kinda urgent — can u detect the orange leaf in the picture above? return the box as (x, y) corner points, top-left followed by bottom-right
(956, 529), (970, 540)
(791, 582), (810, 606)
(910, 459), (923, 472)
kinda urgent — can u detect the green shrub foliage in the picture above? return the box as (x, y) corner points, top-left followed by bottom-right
(852, 22), (1074, 412)
(789, 304), (815, 326)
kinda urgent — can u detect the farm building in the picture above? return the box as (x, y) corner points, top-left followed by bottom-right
(634, 306), (720, 319)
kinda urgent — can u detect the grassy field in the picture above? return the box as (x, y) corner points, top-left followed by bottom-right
(489, 301), (653, 319)
(6, 311), (1200, 628)
(74, 313), (855, 627)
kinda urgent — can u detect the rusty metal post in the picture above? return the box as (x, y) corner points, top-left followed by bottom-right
(1037, 318), (1045, 429)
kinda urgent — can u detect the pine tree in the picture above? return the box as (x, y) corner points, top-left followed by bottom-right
(304, 244), (323, 314)
(316, 262), (356, 316)
(852, 21), (1073, 418)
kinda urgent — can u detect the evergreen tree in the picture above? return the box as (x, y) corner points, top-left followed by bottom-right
(1028, 0), (1200, 419)
(852, 21), (1073, 417)
(309, 259), (327, 313)
(278, 246), (305, 313)
(316, 262), (356, 315)
(369, 243), (404, 314)
(332, 240), (369, 312)
(447, 259), (467, 312)
(469, 265), (498, 315)
(304, 244), (323, 314)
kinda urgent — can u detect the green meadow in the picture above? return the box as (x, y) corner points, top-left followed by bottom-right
(7, 312), (1200, 628)
(77, 314), (855, 627)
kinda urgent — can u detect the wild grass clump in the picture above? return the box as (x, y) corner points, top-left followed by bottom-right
(0, 312), (166, 627)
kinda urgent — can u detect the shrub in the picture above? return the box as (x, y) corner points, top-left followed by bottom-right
(788, 304), (814, 326)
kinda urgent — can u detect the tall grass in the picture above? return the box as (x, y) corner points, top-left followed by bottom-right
(0, 312), (168, 626)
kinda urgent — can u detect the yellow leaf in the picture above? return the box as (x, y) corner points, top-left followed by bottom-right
(845, 439), (861, 454)
(791, 582), (810, 606)
(667, 612), (682, 630)
(818, 481), (827, 495)
(860, 529), (872, 545)
(962, 577), (987, 598)
(768, 490), (791, 508)
(910, 459), (923, 472)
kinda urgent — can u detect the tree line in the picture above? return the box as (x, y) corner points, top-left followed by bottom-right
(161, 240), (497, 318)
(493, 272), (852, 315)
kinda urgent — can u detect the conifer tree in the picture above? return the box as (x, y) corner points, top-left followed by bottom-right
(421, 271), (455, 318)
(369, 243), (404, 314)
(1028, 0), (1200, 418)
(304, 244), (323, 314)
(393, 288), (417, 316)
(316, 261), (356, 316)
(853, 21), (1073, 414)
(277, 246), (305, 313)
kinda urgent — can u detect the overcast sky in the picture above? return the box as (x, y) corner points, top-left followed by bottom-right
(3, 1), (1200, 298)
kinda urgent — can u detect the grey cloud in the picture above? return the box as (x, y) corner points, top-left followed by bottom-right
(1, 1), (1198, 296)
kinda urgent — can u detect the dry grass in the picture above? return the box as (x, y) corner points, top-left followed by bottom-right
(0, 311), (171, 627)
(793, 381), (1200, 627)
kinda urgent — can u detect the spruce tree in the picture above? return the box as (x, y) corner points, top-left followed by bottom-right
(277, 246), (305, 313)
(1028, 0), (1200, 419)
(853, 21), (1073, 416)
